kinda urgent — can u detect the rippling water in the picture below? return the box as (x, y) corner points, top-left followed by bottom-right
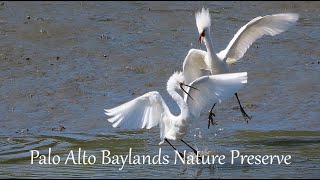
(0, 1), (319, 178)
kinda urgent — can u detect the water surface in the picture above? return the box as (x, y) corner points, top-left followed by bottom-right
(0, 1), (319, 178)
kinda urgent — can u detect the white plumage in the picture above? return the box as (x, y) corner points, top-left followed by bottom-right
(195, 8), (211, 34)
(183, 8), (299, 84)
(185, 72), (248, 118)
(105, 71), (248, 144)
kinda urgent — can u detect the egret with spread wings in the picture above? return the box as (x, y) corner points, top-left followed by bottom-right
(105, 71), (247, 156)
(183, 8), (299, 127)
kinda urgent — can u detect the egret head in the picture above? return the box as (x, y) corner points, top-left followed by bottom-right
(167, 72), (185, 92)
(167, 72), (199, 100)
(195, 8), (211, 44)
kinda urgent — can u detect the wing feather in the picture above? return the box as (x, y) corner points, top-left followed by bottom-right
(182, 49), (208, 84)
(185, 72), (248, 118)
(105, 91), (167, 130)
(218, 13), (299, 64)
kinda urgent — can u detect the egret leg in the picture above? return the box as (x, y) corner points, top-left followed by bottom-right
(235, 93), (251, 123)
(181, 139), (202, 161)
(208, 103), (218, 129)
(165, 138), (184, 158)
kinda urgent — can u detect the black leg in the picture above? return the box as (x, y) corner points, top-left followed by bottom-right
(181, 139), (202, 161)
(208, 103), (218, 129)
(165, 138), (184, 158)
(235, 93), (251, 123)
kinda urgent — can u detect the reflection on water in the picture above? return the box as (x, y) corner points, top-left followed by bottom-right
(0, 1), (319, 178)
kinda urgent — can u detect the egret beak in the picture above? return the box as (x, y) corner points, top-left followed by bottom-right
(184, 84), (199, 91)
(199, 35), (204, 44)
(179, 82), (199, 100)
(199, 30), (205, 44)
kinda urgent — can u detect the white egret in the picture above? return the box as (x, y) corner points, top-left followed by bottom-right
(105, 71), (247, 155)
(183, 8), (299, 126)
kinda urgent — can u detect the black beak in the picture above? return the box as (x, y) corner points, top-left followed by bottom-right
(179, 82), (199, 100)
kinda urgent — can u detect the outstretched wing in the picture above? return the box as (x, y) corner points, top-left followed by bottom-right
(218, 13), (299, 64)
(105, 91), (167, 130)
(185, 72), (248, 118)
(182, 48), (208, 85)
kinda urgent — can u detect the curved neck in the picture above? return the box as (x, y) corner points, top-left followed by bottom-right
(204, 29), (216, 55)
(168, 89), (189, 120)
(203, 29), (224, 72)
